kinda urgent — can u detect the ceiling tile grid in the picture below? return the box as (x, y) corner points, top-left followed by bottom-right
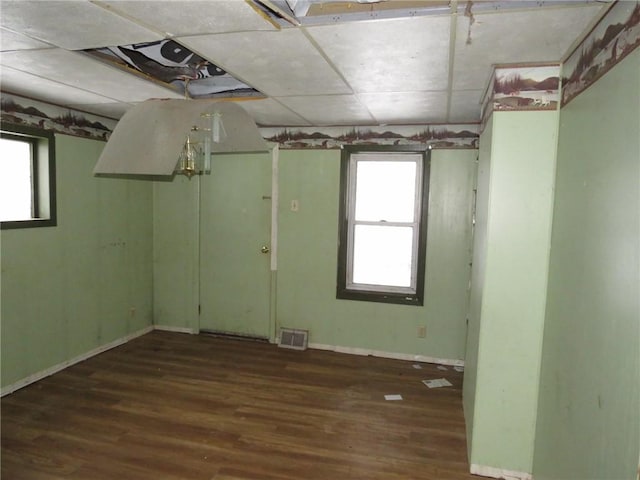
(276, 94), (375, 125)
(0, 49), (182, 103)
(306, 15), (451, 93)
(452, 5), (606, 91)
(448, 89), (484, 123)
(177, 28), (352, 97)
(99, 0), (277, 37)
(237, 98), (311, 127)
(0, 0), (163, 50)
(66, 102), (136, 119)
(0, 65), (123, 106)
(358, 91), (448, 124)
(0, 28), (55, 51)
(0, 1), (610, 125)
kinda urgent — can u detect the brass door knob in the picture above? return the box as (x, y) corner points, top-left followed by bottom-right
(261, 245), (270, 254)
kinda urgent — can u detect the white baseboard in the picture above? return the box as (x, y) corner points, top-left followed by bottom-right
(0, 325), (154, 397)
(308, 342), (464, 367)
(2, 328), (461, 397)
(153, 325), (198, 334)
(470, 464), (532, 480)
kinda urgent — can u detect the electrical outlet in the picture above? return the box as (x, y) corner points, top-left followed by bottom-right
(417, 325), (427, 338)
(130, 307), (136, 318)
(291, 199), (299, 212)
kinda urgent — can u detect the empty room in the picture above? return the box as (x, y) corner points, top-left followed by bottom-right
(1, 1), (638, 479)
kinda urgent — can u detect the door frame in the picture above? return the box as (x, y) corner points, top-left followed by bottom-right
(195, 144), (280, 343)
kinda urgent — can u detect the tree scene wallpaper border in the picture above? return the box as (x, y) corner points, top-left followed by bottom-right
(480, 64), (560, 133)
(480, 1), (639, 132)
(260, 124), (479, 150)
(562, 1), (640, 107)
(1, 93), (117, 141)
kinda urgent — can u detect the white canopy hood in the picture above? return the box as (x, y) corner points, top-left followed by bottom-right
(93, 99), (269, 176)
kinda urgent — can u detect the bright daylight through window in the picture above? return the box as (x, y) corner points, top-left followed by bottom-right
(337, 146), (430, 306)
(0, 137), (33, 221)
(0, 125), (56, 229)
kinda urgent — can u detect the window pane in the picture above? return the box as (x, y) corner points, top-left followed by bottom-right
(355, 160), (416, 223)
(352, 225), (413, 287)
(0, 138), (33, 221)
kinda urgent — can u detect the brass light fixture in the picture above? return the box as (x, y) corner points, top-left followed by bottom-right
(175, 125), (209, 178)
(174, 112), (225, 179)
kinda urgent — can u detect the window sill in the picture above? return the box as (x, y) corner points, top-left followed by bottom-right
(336, 288), (423, 306)
(1, 218), (57, 230)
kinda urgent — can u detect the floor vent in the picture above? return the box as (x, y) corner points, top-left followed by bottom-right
(278, 328), (308, 351)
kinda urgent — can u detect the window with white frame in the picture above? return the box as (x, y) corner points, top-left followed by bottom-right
(1, 124), (56, 229)
(337, 145), (430, 305)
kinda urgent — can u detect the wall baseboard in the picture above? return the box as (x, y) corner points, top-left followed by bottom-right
(1, 325), (154, 397)
(153, 325), (198, 334)
(2, 328), (463, 396)
(470, 464), (532, 480)
(308, 342), (464, 367)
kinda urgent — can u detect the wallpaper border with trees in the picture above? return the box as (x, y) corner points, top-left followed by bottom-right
(480, 64), (561, 132)
(1, 93), (117, 141)
(480, 1), (640, 132)
(259, 124), (479, 150)
(562, 0), (639, 107)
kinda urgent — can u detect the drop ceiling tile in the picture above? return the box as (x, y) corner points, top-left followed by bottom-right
(237, 98), (311, 127)
(67, 102), (134, 120)
(0, 49), (182, 103)
(0, 0), (163, 50)
(276, 95), (375, 125)
(307, 15), (450, 93)
(358, 91), (448, 124)
(448, 90), (483, 123)
(0, 66), (122, 105)
(1, 28), (54, 51)
(101, 1), (276, 36)
(452, 5), (605, 90)
(178, 29), (351, 97)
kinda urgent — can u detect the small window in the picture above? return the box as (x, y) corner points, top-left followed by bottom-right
(337, 145), (430, 305)
(0, 124), (56, 229)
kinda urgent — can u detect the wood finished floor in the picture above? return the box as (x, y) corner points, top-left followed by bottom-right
(2, 331), (475, 480)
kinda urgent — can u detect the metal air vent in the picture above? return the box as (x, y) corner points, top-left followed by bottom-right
(278, 328), (309, 351)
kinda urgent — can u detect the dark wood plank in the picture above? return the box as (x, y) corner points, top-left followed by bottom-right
(2, 331), (475, 479)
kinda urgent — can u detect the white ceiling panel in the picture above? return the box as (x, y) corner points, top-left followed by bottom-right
(452, 5), (605, 90)
(277, 95), (375, 125)
(178, 29), (351, 97)
(358, 91), (448, 124)
(0, 66), (122, 105)
(307, 15), (450, 93)
(66, 102), (135, 120)
(101, 0), (276, 37)
(0, 0), (163, 50)
(0, 2), (611, 128)
(0, 28), (54, 51)
(0, 49), (182, 102)
(237, 98), (311, 127)
(449, 90), (483, 123)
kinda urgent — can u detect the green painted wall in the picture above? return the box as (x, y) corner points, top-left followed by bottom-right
(1, 134), (153, 389)
(463, 118), (492, 455)
(533, 49), (640, 480)
(152, 176), (200, 332)
(276, 148), (477, 359)
(152, 148), (477, 361)
(465, 110), (558, 473)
